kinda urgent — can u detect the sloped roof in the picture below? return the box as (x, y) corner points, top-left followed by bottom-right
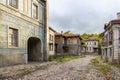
(55, 33), (82, 40)
(49, 27), (56, 32)
(86, 37), (98, 41)
(104, 19), (120, 30)
(63, 34), (80, 38)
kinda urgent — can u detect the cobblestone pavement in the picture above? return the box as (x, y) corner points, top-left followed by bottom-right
(0, 55), (108, 80)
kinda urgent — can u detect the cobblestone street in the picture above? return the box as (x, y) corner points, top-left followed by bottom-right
(0, 55), (118, 80)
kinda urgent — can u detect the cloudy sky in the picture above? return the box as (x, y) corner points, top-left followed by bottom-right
(48, 0), (120, 34)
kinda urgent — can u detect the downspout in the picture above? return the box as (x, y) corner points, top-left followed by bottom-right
(43, 0), (49, 61)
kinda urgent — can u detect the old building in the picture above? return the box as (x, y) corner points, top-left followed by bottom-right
(49, 27), (56, 55)
(81, 42), (86, 53)
(85, 37), (99, 54)
(101, 13), (120, 63)
(0, 0), (49, 67)
(55, 33), (82, 55)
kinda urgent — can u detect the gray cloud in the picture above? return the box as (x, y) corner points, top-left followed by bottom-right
(48, 0), (120, 34)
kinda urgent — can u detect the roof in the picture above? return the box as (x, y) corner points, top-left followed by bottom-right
(49, 27), (56, 32)
(63, 34), (80, 38)
(86, 37), (98, 41)
(55, 32), (62, 36)
(55, 33), (82, 40)
(104, 19), (120, 30)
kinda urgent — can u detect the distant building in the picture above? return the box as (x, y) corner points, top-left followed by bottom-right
(49, 27), (56, 56)
(101, 13), (120, 63)
(0, 0), (49, 67)
(85, 37), (99, 54)
(81, 42), (87, 53)
(55, 33), (82, 55)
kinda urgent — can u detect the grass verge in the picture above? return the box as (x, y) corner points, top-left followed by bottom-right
(90, 56), (110, 74)
(49, 55), (86, 62)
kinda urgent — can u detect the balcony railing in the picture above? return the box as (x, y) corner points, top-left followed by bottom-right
(102, 42), (108, 46)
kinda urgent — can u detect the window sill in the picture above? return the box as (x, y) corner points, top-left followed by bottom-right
(7, 5), (19, 12)
(32, 17), (39, 21)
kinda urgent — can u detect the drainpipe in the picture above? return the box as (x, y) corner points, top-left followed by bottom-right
(43, 0), (49, 61)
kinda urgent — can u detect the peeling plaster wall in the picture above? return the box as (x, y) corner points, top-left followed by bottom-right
(0, 0), (47, 67)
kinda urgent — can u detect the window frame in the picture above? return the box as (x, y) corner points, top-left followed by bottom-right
(9, 0), (18, 9)
(32, 3), (38, 19)
(9, 27), (19, 48)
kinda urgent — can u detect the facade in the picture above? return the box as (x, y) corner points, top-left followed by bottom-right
(55, 33), (82, 55)
(49, 27), (56, 55)
(101, 13), (120, 63)
(85, 37), (99, 54)
(81, 42), (86, 53)
(0, 0), (49, 67)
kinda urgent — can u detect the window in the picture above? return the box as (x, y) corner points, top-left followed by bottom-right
(94, 42), (96, 45)
(33, 4), (38, 19)
(52, 35), (54, 41)
(49, 44), (53, 51)
(68, 39), (70, 44)
(9, 28), (18, 47)
(49, 34), (54, 41)
(63, 39), (64, 44)
(9, 0), (18, 8)
(77, 39), (79, 44)
(49, 34), (51, 41)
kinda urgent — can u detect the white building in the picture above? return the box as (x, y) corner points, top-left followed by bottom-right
(85, 37), (99, 54)
(49, 27), (56, 56)
(101, 13), (120, 64)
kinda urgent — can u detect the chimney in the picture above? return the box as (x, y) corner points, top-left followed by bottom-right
(61, 31), (63, 34)
(117, 12), (120, 19)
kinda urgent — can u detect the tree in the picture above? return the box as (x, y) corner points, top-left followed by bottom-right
(81, 33), (102, 54)
(64, 31), (72, 34)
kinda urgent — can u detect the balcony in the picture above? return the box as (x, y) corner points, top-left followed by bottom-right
(109, 40), (113, 45)
(102, 42), (108, 46)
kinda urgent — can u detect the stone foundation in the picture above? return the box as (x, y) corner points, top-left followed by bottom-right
(0, 53), (26, 67)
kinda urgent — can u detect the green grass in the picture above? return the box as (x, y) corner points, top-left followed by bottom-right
(90, 56), (110, 74)
(49, 55), (86, 62)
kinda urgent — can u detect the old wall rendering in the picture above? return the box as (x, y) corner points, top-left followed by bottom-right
(0, 0), (48, 67)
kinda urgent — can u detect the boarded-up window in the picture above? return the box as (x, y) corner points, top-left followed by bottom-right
(9, 28), (18, 47)
(33, 4), (38, 19)
(9, 0), (18, 8)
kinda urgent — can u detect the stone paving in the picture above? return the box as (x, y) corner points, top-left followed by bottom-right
(110, 67), (120, 80)
(0, 55), (119, 80)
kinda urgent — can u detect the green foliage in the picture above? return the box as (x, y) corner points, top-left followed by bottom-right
(81, 33), (102, 48)
(49, 55), (86, 62)
(64, 30), (72, 34)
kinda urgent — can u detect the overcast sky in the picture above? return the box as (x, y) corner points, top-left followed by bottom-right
(48, 0), (120, 34)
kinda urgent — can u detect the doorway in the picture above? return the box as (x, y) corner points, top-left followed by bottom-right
(28, 37), (41, 61)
